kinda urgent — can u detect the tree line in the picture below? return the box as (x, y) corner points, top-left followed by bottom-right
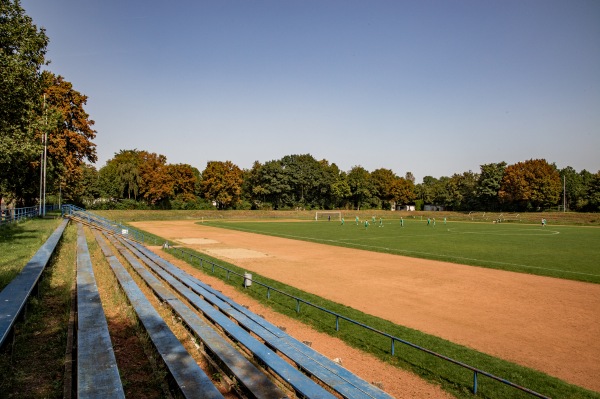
(2, 1), (599, 213)
(80, 151), (597, 212)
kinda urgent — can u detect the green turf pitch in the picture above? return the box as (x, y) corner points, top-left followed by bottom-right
(202, 219), (600, 284)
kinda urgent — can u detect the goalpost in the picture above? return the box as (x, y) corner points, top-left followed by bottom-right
(315, 211), (342, 221)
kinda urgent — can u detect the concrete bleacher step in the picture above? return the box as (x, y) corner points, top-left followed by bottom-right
(92, 229), (224, 399)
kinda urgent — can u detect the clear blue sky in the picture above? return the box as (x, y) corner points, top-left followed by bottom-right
(21, 0), (600, 183)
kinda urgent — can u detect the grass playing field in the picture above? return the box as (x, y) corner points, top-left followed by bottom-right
(202, 217), (600, 284)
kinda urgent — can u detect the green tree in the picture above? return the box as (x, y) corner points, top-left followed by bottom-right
(279, 154), (324, 208)
(97, 158), (120, 200)
(321, 162), (350, 209)
(446, 171), (478, 210)
(415, 176), (438, 205)
(330, 175), (351, 208)
(0, 0), (49, 204)
(254, 159), (292, 209)
(432, 176), (451, 207)
(200, 160), (243, 209)
(347, 166), (374, 210)
(575, 170), (600, 212)
(585, 172), (600, 212)
(75, 163), (100, 206)
(559, 166), (585, 211)
(371, 168), (397, 208)
(114, 150), (142, 200)
(245, 161), (270, 209)
(476, 162), (506, 210)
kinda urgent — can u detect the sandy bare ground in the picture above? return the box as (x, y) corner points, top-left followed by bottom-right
(132, 220), (600, 393)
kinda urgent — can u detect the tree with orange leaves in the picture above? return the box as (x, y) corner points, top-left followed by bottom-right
(41, 71), (97, 203)
(200, 160), (243, 209)
(499, 159), (561, 211)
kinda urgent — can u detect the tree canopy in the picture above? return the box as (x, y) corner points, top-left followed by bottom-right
(0, 0), (49, 204)
(1, 1), (97, 207)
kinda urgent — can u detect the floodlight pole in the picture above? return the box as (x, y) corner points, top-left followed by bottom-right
(43, 130), (47, 216)
(39, 129), (43, 216)
(42, 94), (47, 217)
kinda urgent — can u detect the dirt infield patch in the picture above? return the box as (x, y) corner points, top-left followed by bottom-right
(132, 220), (600, 393)
(176, 238), (219, 245)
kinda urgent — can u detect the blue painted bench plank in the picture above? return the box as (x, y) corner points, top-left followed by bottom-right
(115, 236), (336, 399)
(76, 224), (125, 399)
(0, 218), (69, 348)
(92, 230), (224, 399)
(107, 233), (289, 399)
(126, 239), (393, 399)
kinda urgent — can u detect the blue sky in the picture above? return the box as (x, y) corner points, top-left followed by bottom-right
(21, 0), (600, 183)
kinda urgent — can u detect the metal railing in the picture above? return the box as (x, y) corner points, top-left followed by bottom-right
(0, 205), (58, 227)
(61, 204), (157, 244)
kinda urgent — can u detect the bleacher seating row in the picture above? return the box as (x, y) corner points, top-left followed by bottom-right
(121, 236), (392, 399)
(1, 212), (393, 398)
(0, 219), (68, 348)
(76, 223), (126, 398)
(92, 229), (225, 399)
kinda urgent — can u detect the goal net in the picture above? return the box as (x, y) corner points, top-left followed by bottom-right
(315, 211), (342, 221)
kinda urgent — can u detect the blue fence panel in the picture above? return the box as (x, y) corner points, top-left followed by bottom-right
(0, 204), (59, 227)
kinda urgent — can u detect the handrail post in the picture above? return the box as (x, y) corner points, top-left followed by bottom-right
(473, 371), (478, 394)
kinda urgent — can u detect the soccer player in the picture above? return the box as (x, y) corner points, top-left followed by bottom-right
(379, 217), (383, 227)
(427, 218), (431, 226)
(400, 217), (404, 227)
(355, 216), (359, 225)
(341, 217), (345, 225)
(364, 220), (369, 229)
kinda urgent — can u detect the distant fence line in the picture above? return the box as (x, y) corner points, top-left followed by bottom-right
(0, 205), (59, 227)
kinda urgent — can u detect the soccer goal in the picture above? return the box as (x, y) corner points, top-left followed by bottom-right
(315, 211), (342, 221)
